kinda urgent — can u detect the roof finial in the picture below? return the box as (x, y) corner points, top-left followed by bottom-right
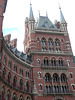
(30, 0), (31, 5)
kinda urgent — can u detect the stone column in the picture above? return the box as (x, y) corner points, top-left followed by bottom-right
(67, 78), (70, 92)
(59, 77), (62, 93)
(51, 78), (54, 93)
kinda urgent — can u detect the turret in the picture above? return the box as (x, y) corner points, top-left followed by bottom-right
(59, 7), (67, 31)
(24, 4), (36, 54)
(28, 4), (35, 33)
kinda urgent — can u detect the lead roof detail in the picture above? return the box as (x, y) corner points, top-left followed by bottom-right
(35, 16), (56, 29)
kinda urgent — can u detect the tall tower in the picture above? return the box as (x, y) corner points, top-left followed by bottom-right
(24, 4), (36, 54)
(24, 5), (75, 100)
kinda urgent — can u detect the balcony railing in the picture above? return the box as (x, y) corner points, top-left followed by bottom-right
(41, 61), (68, 69)
(0, 72), (31, 94)
(43, 91), (73, 95)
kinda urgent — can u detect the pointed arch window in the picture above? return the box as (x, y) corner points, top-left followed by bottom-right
(26, 81), (29, 92)
(13, 76), (17, 87)
(40, 84), (42, 90)
(55, 39), (60, 46)
(61, 74), (67, 82)
(8, 72), (11, 84)
(19, 79), (23, 90)
(43, 58), (48, 66)
(41, 38), (46, 46)
(48, 38), (53, 46)
(53, 73), (59, 82)
(45, 73), (51, 82)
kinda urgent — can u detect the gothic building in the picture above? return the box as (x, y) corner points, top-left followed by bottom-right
(0, 0), (75, 100)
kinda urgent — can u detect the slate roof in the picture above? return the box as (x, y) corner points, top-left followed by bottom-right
(59, 7), (65, 22)
(4, 38), (31, 63)
(29, 4), (34, 19)
(35, 16), (56, 29)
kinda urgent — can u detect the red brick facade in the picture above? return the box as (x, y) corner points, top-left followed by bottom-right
(0, 1), (75, 100)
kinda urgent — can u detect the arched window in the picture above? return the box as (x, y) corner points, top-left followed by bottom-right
(3, 68), (6, 79)
(7, 90), (11, 100)
(55, 39), (60, 46)
(43, 57), (48, 66)
(45, 86), (48, 93)
(40, 84), (42, 90)
(8, 72), (11, 84)
(70, 73), (73, 78)
(61, 86), (67, 93)
(1, 86), (5, 100)
(12, 93), (17, 100)
(4, 56), (6, 65)
(26, 96), (30, 100)
(14, 65), (17, 73)
(45, 73), (51, 82)
(48, 38), (53, 46)
(38, 72), (41, 78)
(26, 81), (29, 92)
(53, 73), (59, 82)
(13, 76), (17, 87)
(37, 59), (40, 65)
(26, 71), (29, 77)
(19, 95), (23, 100)
(19, 79), (23, 90)
(41, 38), (46, 46)
(58, 59), (63, 66)
(61, 74), (67, 82)
(51, 58), (56, 66)
(41, 38), (47, 51)
(8, 61), (11, 69)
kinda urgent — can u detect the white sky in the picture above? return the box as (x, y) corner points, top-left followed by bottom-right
(3, 0), (75, 55)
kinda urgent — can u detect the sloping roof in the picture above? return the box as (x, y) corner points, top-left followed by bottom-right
(35, 16), (56, 29)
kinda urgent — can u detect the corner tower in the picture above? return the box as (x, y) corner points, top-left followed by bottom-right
(24, 4), (36, 54)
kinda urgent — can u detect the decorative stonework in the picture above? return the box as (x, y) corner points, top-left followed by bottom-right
(53, 96), (66, 100)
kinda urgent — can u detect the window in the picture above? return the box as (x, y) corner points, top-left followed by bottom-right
(43, 58), (48, 66)
(39, 72), (41, 78)
(8, 61), (11, 69)
(40, 85), (42, 90)
(70, 73), (73, 78)
(72, 85), (75, 90)
(26, 71), (29, 77)
(49, 48), (53, 51)
(37, 59), (40, 65)
(53, 73), (59, 82)
(20, 69), (23, 75)
(19, 79), (23, 90)
(45, 73), (51, 82)
(67, 60), (70, 66)
(4, 56), (6, 64)
(26, 81), (29, 92)
(14, 65), (17, 73)
(61, 74), (66, 82)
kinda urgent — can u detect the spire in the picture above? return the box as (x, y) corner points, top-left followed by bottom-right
(29, 3), (34, 19)
(59, 6), (65, 22)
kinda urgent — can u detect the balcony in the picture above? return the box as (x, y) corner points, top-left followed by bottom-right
(43, 91), (73, 95)
(41, 61), (68, 70)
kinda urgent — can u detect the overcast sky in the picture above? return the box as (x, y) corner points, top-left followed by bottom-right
(3, 0), (75, 55)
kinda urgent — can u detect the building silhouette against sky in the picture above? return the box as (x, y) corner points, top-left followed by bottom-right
(0, 0), (75, 100)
